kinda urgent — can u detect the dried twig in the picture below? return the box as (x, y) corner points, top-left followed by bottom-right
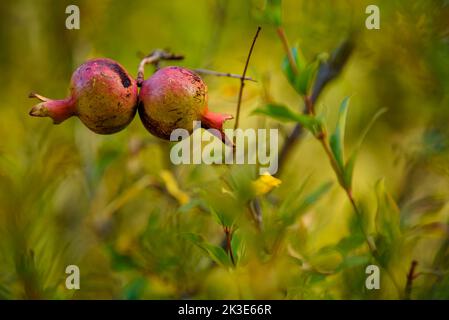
(136, 49), (184, 86)
(193, 69), (256, 82)
(234, 26), (261, 131)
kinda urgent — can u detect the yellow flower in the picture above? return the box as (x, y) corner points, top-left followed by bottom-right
(252, 173), (282, 196)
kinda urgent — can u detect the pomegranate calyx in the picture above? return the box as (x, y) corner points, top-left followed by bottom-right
(29, 95), (75, 124)
(201, 110), (234, 148)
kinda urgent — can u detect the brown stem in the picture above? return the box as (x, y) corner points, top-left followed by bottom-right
(224, 226), (236, 266)
(136, 49), (184, 86)
(405, 260), (419, 300)
(305, 95), (314, 115)
(234, 26), (261, 130)
(276, 27), (298, 75)
(193, 69), (256, 82)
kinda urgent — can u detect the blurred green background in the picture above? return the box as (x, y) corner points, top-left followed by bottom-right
(1, 0), (449, 299)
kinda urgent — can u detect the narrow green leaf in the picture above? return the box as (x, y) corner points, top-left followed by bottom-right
(301, 181), (333, 209)
(207, 205), (225, 226)
(343, 108), (387, 189)
(265, 0), (283, 26)
(281, 47), (316, 95)
(278, 175), (311, 215)
(375, 179), (401, 242)
(374, 179), (402, 266)
(281, 47), (298, 84)
(230, 230), (245, 265)
(343, 152), (357, 191)
(123, 277), (147, 300)
(252, 103), (319, 133)
(280, 181), (333, 225)
(329, 96), (350, 172)
(203, 243), (231, 267)
(184, 233), (231, 267)
(297, 60), (319, 95)
(336, 254), (371, 271)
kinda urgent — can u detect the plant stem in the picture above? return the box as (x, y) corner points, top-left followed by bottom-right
(136, 49), (184, 86)
(234, 26), (261, 130)
(311, 96), (402, 297)
(276, 27), (298, 75)
(193, 69), (256, 82)
(316, 116), (377, 252)
(224, 226), (236, 266)
(274, 26), (308, 174)
(405, 260), (419, 300)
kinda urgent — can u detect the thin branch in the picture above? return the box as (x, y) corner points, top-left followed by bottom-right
(276, 39), (354, 176)
(224, 226), (236, 266)
(405, 260), (419, 300)
(193, 69), (256, 82)
(137, 49), (184, 86)
(234, 26), (261, 130)
(276, 27), (298, 75)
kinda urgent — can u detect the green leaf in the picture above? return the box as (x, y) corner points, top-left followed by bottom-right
(336, 254), (371, 271)
(252, 103), (320, 134)
(297, 60), (319, 95)
(374, 179), (403, 266)
(329, 96), (350, 173)
(264, 0), (282, 26)
(123, 277), (147, 300)
(184, 233), (231, 268)
(282, 47), (318, 95)
(308, 272), (327, 285)
(231, 230), (245, 265)
(301, 181), (333, 209)
(375, 179), (401, 242)
(343, 108), (387, 189)
(335, 213), (366, 255)
(279, 181), (333, 226)
(206, 205), (235, 228)
(177, 198), (204, 213)
(282, 48), (305, 79)
(107, 245), (139, 272)
(278, 175), (310, 216)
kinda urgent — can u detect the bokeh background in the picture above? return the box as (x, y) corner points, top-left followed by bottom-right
(0, 0), (449, 299)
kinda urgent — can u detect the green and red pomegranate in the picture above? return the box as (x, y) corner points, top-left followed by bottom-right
(29, 58), (138, 134)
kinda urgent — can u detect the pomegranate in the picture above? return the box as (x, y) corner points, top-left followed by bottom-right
(29, 58), (138, 134)
(138, 66), (233, 145)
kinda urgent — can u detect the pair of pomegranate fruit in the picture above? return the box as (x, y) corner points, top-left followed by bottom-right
(29, 58), (232, 143)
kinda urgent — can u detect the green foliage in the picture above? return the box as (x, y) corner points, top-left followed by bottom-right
(184, 233), (232, 268)
(281, 47), (319, 95)
(0, 0), (448, 300)
(252, 103), (322, 136)
(329, 96), (350, 175)
(374, 179), (403, 267)
(262, 0), (283, 26)
(278, 181), (333, 226)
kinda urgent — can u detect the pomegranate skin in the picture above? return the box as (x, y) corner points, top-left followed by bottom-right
(138, 66), (232, 144)
(29, 58), (138, 134)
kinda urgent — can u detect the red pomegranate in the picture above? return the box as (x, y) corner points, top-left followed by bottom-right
(29, 58), (138, 134)
(138, 66), (233, 145)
